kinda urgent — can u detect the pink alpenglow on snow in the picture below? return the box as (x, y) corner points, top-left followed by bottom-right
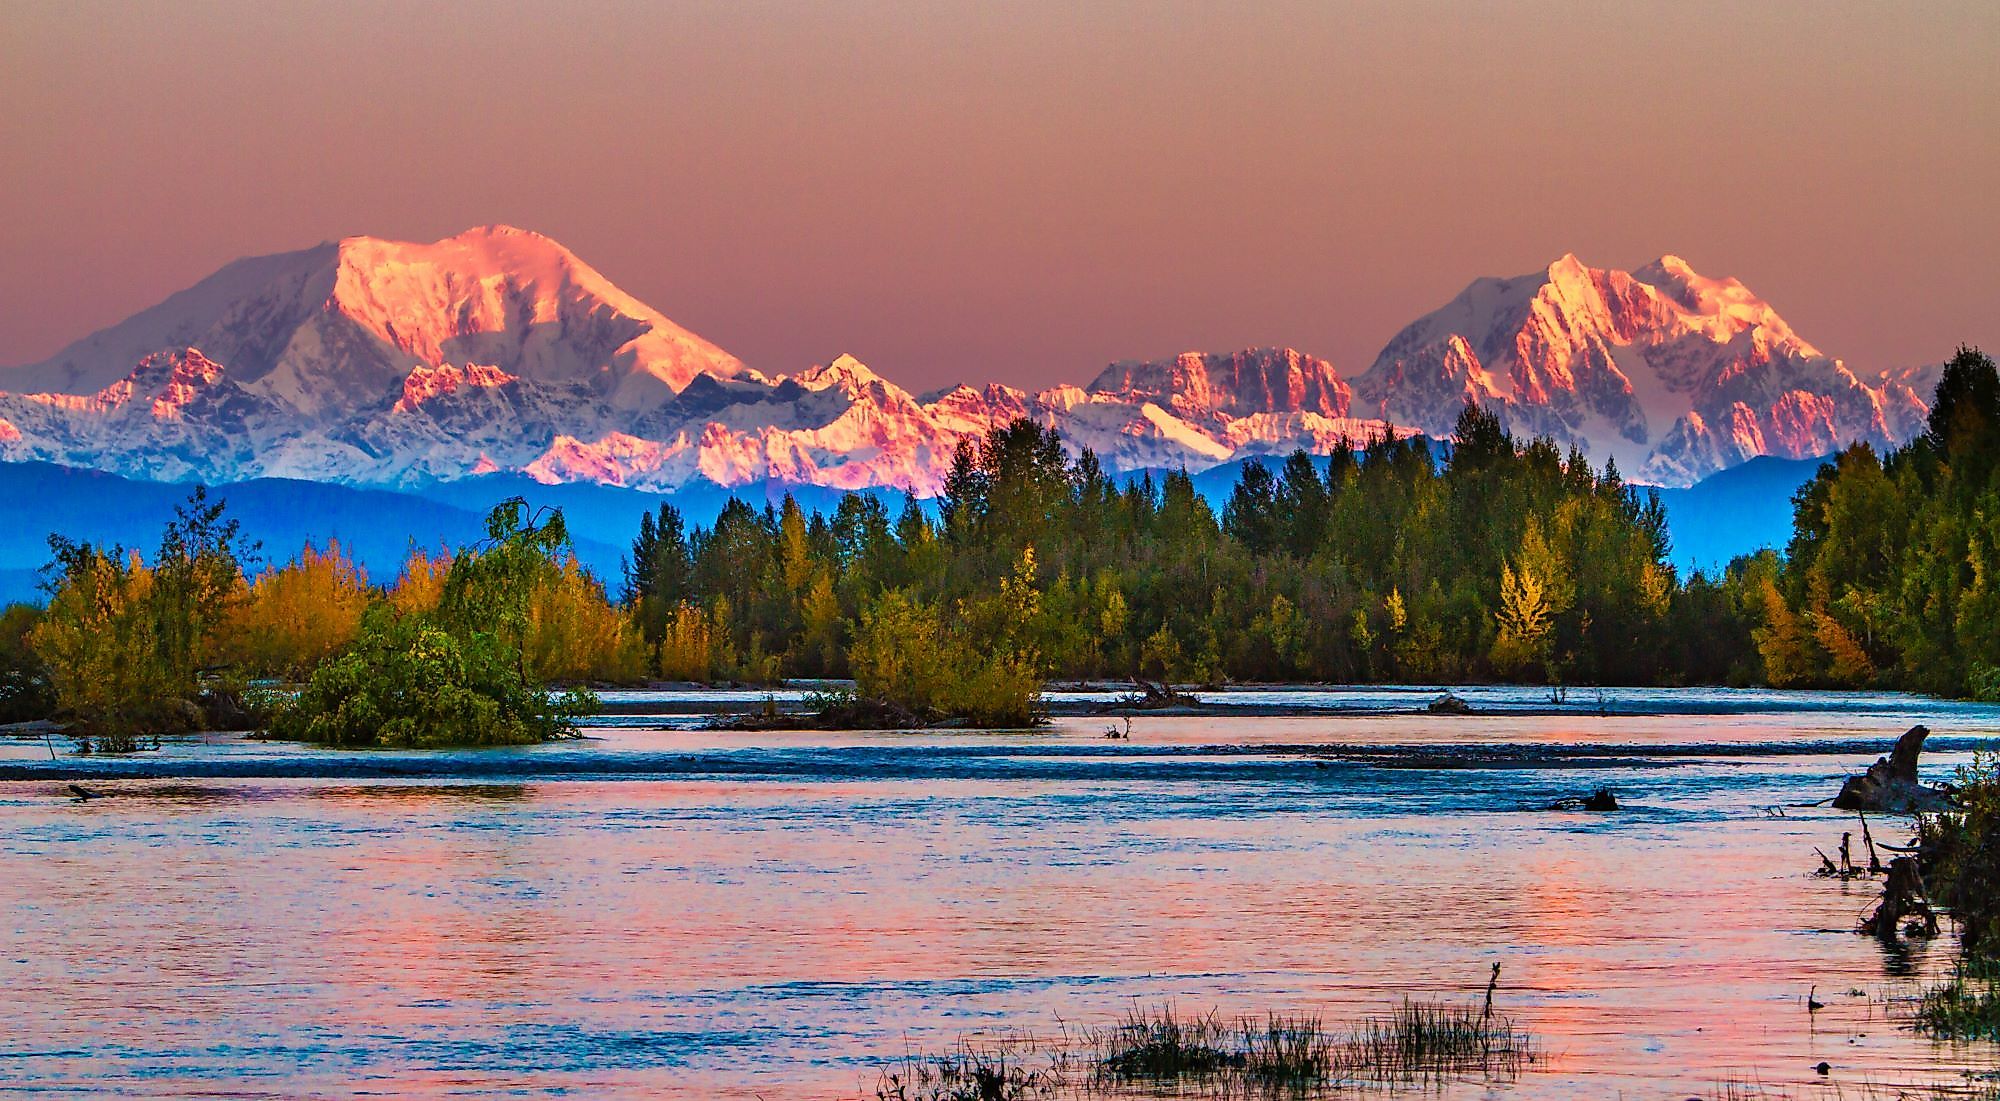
(0, 229), (1942, 492)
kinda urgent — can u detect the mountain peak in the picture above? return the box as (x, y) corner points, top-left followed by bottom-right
(331, 225), (597, 296)
(1357, 252), (1907, 481)
(452, 223), (542, 239)
(0, 237), (1942, 494)
(1547, 252), (1591, 279)
(312, 226), (745, 404)
(3, 225), (746, 423)
(1651, 253), (1696, 277)
(797, 353), (886, 392)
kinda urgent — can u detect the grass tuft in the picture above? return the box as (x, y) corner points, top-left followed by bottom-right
(1335, 997), (1536, 1084)
(1096, 1005), (1242, 1079)
(1917, 955), (2000, 1042)
(1089, 995), (1533, 1093)
(874, 1039), (1069, 1101)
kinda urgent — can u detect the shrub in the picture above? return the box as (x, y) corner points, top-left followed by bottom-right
(267, 501), (598, 749)
(1919, 755), (2000, 955)
(850, 589), (957, 714)
(1917, 955), (2000, 1041)
(850, 588), (1043, 727)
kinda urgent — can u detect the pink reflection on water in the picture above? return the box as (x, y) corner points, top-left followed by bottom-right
(0, 704), (1996, 1098)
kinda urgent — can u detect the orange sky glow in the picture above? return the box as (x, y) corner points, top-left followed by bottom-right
(2, 0), (1994, 392)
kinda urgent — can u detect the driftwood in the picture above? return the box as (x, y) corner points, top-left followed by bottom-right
(1859, 855), (1939, 939)
(1098, 678), (1200, 712)
(1427, 692), (1473, 716)
(1831, 725), (1956, 814)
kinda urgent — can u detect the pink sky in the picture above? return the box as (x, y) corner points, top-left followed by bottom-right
(2, 1), (1994, 391)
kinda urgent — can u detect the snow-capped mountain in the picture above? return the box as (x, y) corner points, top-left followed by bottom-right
(518, 349), (1399, 493)
(1353, 253), (1937, 483)
(8, 225), (747, 415)
(0, 229), (1942, 493)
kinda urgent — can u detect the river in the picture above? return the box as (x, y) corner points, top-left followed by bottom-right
(2, 686), (1997, 1098)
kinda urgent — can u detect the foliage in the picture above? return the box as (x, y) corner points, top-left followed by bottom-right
(647, 410), (1698, 695)
(268, 500), (599, 748)
(0, 603), (54, 723)
(212, 542), (371, 679)
(1917, 953), (2000, 1042)
(267, 605), (593, 748)
(1749, 347), (2000, 696)
(30, 487), (254, 738)
(1919, 755), (2000, 956)
(389, 548), (452, 616)
(848, 586), (1043, 727)
(623, 502), (692, 648)
(524, 556), (647, 684)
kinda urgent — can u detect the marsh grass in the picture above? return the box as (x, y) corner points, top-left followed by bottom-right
(1917, 955), (2000, 1042)
(1083, 996), (1533, 1096)
(875, 977), (1541, 1101)
(875, 1037), (1072, 1101)
(1335, 998), (1536, 1085)
(1241, 1013), (1339, 1087)
(1096, 1006), (1243, 1079)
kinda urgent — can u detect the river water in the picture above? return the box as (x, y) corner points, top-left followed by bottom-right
(3, 687), (1998, 1099)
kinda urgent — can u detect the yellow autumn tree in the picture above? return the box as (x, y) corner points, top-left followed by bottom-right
(30, 549), (187, 737)
(390, 548), (453, 616)
(524, 557), (646, 684)
(1096, 576), (1129, 673)
(1384, 587), (1408, 634)
(1491, 514), (1574, 675)
(212, 542), (372, 679)
(1752, 571), (1819, 687)
(1808, 569), (1875, 684)
(1492, 562), (1555, 673)
(796, 570), (843, 674)
(657, 602), (721, 682)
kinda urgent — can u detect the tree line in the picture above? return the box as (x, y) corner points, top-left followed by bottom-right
(623, 403), (1748, 713)
(1742, 347), (2000, 699)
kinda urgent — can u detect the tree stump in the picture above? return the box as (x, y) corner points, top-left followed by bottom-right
(1832, 725), (1956, 814)
(1860, 855), (1939, 938)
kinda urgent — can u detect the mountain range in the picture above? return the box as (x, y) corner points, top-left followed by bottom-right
(0, 225), (1941, 492)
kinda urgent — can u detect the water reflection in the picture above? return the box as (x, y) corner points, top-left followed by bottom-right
(0, 697), (1996, 1098)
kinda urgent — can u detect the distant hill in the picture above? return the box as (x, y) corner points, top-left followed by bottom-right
(0, 463), (623, 605)
(0, 462), (922, 606)
(1652, 454), (1825, 574)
